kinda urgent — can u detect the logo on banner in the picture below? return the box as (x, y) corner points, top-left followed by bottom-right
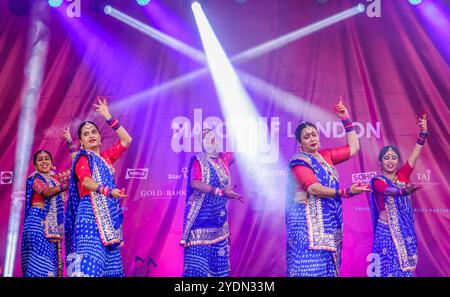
(246, 166), (287, 182)
(414, 169), (439, 188)
(171, 109), (381, 164)
(171, 108), (281, 164)
(0, 171), (13, 184)
(352, 171), (377, 183)
(168, 167), (188, 180)
(136, 188), (187, 202)
(126, 168), (149, 180)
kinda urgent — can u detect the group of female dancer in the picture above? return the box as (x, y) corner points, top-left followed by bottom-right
(21, 96), (429, 277)
(21, 97), (132, 277)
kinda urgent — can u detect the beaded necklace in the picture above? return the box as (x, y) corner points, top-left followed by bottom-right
(207, 156), (230, 188)
(313, 152), (339, 183)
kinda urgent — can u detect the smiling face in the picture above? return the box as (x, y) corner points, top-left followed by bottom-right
(299, 126), (321, 154)
(34, 151), (53, 174)
(79, 122), (101, 151)
(381, 148), (400, 174)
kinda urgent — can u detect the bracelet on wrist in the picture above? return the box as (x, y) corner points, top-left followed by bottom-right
(106, 117), (121, 131)
(337, 188), (352, 199)
(348, 188), (354, 197)
(416, 131), (429, 145)
(66, 140), (77, 152)
(341, 118), (354, 133)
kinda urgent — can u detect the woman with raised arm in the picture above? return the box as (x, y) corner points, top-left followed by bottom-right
(286, 97), (371, 277)
(369, 113), (428, 277)
(65, 96), (132, 277)
(21, 128), (76, 277)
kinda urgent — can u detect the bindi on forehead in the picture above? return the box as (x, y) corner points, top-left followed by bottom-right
(82, 127), (97, 134)
(204, 132), (216, 139)
(302, 128), (316, 137)
(38, 152), (50, 158)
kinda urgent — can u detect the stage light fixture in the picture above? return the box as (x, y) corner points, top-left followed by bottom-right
(136, 0), (151, 6)
(408, 0), (422, 5)
(48, 0), (63, 8)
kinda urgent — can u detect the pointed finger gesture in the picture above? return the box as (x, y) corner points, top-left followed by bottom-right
(334, 95), (350, 119)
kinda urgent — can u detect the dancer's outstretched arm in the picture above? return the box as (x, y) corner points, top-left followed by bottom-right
(335, 96), (359, 157)
(93, 96), (133, 148)
(407, 113), (428, 168)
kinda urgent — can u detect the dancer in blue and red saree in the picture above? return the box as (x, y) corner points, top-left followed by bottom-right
(21, 128), (76, 277)
(369, 113), (429, 277)
(286, 97), (370, 277)
(65, 97), (132, 277)
(181, 129), (243, 277)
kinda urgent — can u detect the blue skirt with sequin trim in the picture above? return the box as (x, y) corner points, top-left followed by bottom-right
(372, 221), (413, 277)
(66, 196), (124, 277)
(183, 239), (230, 277)
(286, 203), (337, 277)
(21, 207), (60, 277)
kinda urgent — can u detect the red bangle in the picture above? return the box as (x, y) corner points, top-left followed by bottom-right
(98, 186), (111, 197)
(210, 187), (224, 197)
(339, 188), (351, 199)
(106, 118), (121, 131)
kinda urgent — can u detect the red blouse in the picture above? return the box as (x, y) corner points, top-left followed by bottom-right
(373, 161), (413, 211)
(191, 152), (234, 181)
(292, 146), (351, 190)
(74, 141), (127, 196)
(31, 170), (71, 205)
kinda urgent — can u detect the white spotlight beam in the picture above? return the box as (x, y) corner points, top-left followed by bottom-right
(191, 1), (260, 157)
(191, 2), (257, 119)
(3, 2), (50, 277)
(107, 3), (364, 115)
(191, 2), (288, 208)
(104, 5), (206, 64)
(105, 6), (334, 120)
(231, 4), (365, 64)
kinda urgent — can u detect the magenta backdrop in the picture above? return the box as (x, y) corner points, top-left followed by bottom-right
(0, 0), (449, 277)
